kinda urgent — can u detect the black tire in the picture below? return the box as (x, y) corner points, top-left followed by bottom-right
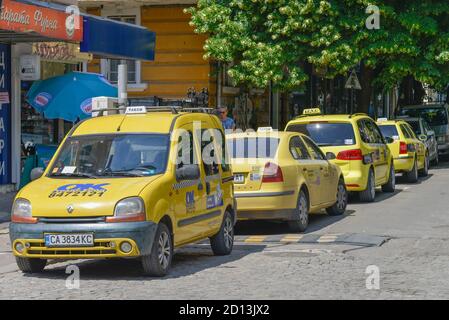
(141, 223), (173, 277)
(16, 257), (47, 274)
(419, 155), (429, 177)
(210, 211), (234, 256)
(326, 179), (347, 216)
(288, 190), (309, 232)
(359, 169), (376, 202)
(382, 163), (396, 193)
(431, 153), (439, 166)
(405, 157), (419, 183)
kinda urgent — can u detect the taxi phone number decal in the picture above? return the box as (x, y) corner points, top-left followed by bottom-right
(49, 184), (110, 198)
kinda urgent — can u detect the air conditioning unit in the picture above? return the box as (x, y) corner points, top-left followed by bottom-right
(91, 97), (119, 117)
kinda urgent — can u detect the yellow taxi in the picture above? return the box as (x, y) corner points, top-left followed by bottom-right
(10, 106), (236, 276)
(377, 118), (428, 182)
(285, 109), (395, 202)
(227, 128), (347, 232)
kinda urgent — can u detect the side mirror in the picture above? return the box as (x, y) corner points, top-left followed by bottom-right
(30, 167), (44, 181)
(384, 137), (395, 144)
(325, 152), (336, 160)
(176, 164), (200, 181)
(419, 134), (428, 142)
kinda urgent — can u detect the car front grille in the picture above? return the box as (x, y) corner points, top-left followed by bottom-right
(25, 240), (117, 257)
(38, 217), (106, 224)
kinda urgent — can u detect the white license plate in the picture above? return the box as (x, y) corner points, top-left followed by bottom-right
(44, 233), (94, 247)
(234, 174), (245, 184)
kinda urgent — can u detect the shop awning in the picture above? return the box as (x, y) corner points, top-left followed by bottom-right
(80, 15), (155, 61)
(10, 0), (156, 61)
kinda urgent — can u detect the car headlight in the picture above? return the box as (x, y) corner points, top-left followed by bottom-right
(11, 199), (37, 224)
(106, 197), (146, 223)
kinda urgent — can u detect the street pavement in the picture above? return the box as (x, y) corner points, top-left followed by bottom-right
(0, 162), (449, 299)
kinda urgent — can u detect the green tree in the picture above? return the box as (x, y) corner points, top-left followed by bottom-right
(188, 0), (449, 113)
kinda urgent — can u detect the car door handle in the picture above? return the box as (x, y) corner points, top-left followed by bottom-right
(206, 182), (211, 195)
(303, 168), (308, 172)
(198, 183), (204, 191)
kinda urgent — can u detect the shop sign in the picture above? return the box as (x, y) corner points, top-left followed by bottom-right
(0, 43), (11, 185)
(32, 42), (92, 64)
(20, 54), (41, 81)
(0, 0), (83, 42)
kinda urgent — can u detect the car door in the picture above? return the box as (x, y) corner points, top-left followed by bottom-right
(423, 120), (438, 159)
(359, 119), (388, 183)
(301, 136), (333, 205)
(195, 123), (224, 235)
(289, 136), (320, 207)
(172, 125), (205, 245)
(404, 123), (425, 165)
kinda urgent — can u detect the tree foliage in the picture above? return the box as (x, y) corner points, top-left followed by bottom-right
(187, 0), (449, 92)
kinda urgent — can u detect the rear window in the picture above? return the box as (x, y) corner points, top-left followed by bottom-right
(379, 125), (399, 139)
(286, 122), (356, 146)
(227, 138), (280, 159)
(399, 107), (448, 126)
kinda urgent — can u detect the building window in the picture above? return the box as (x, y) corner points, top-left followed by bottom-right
(100, 8), (146, 91)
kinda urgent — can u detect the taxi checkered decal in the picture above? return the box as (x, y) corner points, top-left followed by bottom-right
(173, 179), (201, 190)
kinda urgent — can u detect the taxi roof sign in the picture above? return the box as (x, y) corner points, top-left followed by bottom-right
(125, 106), (147, 114)
(377, 117), (388, 122)
(302, 108), (322, 116)
(257, 127), (274, 133)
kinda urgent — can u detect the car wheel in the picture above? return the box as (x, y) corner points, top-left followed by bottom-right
(16, 257), (47, 274)
(288, 190), (309, 232)
(381, 164), (396, 193)
(419, 155), (429, 177)
(359, 169), (376, 202)
(210, 211), (234, 256)
(141, 223), (173, 277)
(326, 179), (347, 216)
(405, 158), (419, 183)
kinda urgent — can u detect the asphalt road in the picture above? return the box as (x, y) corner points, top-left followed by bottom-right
(1, 161), (449, 299)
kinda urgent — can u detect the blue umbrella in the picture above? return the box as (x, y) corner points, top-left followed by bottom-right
(26, 72), (118, 122)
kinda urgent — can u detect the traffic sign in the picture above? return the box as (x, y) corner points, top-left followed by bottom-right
(345, 70), (362, 90)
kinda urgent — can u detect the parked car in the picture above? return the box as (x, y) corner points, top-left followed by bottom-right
(285, 109), (395, 202)
(377, 119), (428, 182)
(401, 117), (439, 166)
(10, 106), (236, 277)
(397, 104), (449, 158)
(227, 128), (347, 232)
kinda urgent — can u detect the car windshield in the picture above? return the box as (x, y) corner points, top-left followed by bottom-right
(379, 125), (399, 139)
(50, 134), (170, 178)
(399, 108), (448, 126)
(227, 137), (280, 159)
(286, 122), (356, 146)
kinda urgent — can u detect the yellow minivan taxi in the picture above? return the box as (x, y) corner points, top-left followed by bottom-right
(10, 106), (236, 277)
(286, 109), (395, 202)
(377, 119), (428, 182)
(227, 129), (347, 232)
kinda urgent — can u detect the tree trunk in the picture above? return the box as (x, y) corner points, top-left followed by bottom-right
(356, 63), (374, 114)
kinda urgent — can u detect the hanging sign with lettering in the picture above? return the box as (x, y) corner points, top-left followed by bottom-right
(0, 0), (83, 42)
(0, 43), (11, 185)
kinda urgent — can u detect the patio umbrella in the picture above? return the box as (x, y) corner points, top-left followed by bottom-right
(26, 72), (118, 122)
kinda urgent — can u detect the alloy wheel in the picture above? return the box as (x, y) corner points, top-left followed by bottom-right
(158, 231), (171, 269)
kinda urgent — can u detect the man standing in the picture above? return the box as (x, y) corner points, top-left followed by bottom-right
(217, 106), (236, 130)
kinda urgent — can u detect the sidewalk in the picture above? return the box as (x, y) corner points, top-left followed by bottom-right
(0, 192), (16, 223)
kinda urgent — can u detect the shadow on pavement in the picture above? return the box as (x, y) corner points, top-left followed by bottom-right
(235, 209), (356, 236)
(349, 188), (403, 204)
(21, 244), (266, 281)
(395, 173), (433, 185)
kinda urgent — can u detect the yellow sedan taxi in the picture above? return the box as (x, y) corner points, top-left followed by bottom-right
(10, 106), (236, 276)
(286, 109), (395, 202)
(227, 128), (347, 232)
(377, 119), (428, 182)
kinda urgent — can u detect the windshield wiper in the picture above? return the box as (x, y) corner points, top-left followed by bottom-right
(106, 171), (146, 177)
(52, 173), (98, 179)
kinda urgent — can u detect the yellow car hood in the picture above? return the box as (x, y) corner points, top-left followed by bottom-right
(19, 176), (161, 218)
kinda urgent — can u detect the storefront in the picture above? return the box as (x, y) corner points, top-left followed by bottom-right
(0, 0), (155, 192)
